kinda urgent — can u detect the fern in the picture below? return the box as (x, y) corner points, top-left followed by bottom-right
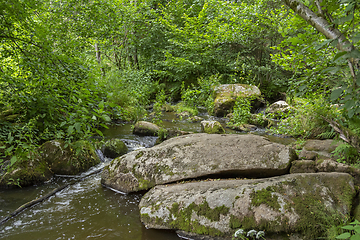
(317, 130), (336, 139)
(332, 143), (360, 164)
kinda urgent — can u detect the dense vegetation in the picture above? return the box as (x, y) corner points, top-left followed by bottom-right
(1, 0), (360, 237)
(1, 0), (359, 170)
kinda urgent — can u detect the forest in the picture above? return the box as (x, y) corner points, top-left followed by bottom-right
(0, 0), (360, 177)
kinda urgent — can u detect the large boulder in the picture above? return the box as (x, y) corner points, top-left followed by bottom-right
(0, 152), (53, 188)
(133, 121), (161, 136)
(101, 134), (296, 193)
(139, 173), (355, 240)
(40, 140), (100, 175)
(102, 139), (128, 159)
(213, 84), (261, 117)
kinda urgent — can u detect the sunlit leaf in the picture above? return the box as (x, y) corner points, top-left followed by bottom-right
(95, 129), (104, 137)
(350, 234), (360, 240)
(336, 232), (351, 239)
(102, 114), (111, 122)
(342, 225), (355, 230)
(10, 156), (17, 166)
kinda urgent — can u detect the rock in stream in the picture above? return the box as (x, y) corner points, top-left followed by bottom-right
(101, 133), (296, 193)
(139, 172), (355, 239)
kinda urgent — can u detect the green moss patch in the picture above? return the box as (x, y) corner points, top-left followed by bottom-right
(135, 151), (144, 159)
(167, 200), (228, 236)
(250, 187), (280, 211)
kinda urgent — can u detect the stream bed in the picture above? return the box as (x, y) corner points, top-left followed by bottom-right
(0, 112), (294, 240)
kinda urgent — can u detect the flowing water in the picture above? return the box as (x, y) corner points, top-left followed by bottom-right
(0, 112), (294, 240)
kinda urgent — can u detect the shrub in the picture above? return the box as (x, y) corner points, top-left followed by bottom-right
(270, 97), (341, 138)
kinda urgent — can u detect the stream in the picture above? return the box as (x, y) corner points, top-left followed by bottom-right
(0, 112), (294, 240)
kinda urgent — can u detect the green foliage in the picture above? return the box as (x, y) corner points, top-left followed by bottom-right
(270, 97), (341, 138)
(100, 69), (155, 121)
(150, 0), (288, 99)
(332, 143), (360, 165)
(179, 74), (220, 115)
(335, 220), (360, 240)
(176, 102), (198, 117)
(274, 0), (360, 117)
(229, 97), (252, 126)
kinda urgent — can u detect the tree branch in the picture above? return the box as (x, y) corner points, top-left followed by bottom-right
(283, 0), (354, 53)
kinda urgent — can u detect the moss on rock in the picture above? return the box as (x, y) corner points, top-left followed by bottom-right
(250, 187), (281, 211)
(40, 140), (100, 175)
(201, 121), (225, 134)
(103, 138), (128, 158)
(167, 201), (226, 237)
(0, 151), (53, 188)
(139, 173), (355, 239)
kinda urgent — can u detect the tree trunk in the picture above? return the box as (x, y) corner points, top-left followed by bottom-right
(94, 43), (105, 76)
(321, 116), (360, 153)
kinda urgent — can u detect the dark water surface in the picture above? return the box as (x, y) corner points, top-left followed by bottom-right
(0, 112), (294, 240)
(0, 173), (179, 240)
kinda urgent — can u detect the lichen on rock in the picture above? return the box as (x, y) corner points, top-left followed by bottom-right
(200, 120), (225, 134)
(139, 172), (355, 239)
(101, 134), (296, 193)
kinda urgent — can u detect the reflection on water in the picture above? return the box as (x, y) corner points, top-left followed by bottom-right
(0, 173), (180, 240)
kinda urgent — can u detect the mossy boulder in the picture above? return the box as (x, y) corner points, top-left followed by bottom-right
(103, 139), (128, 159)
(0, 152), (53, 188)
(213, 84), (261, 117)
(40, 140), (100, 175)
(298, 150), (318, 160)
(201, 120), (225, 134)
(101, 134), (296, 193)
(176, 111), (192, 118)
(133, 121), (161, 136)
(139, 173), (355, 239)
(265, 100), (291, 119)
(188, 116), (204, 123)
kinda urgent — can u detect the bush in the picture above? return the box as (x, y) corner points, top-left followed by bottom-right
(270, 97), (341, 138)
(101, 69), (155, 120)
(179, 74), (221, 114)
(229, 97), (252, 126)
